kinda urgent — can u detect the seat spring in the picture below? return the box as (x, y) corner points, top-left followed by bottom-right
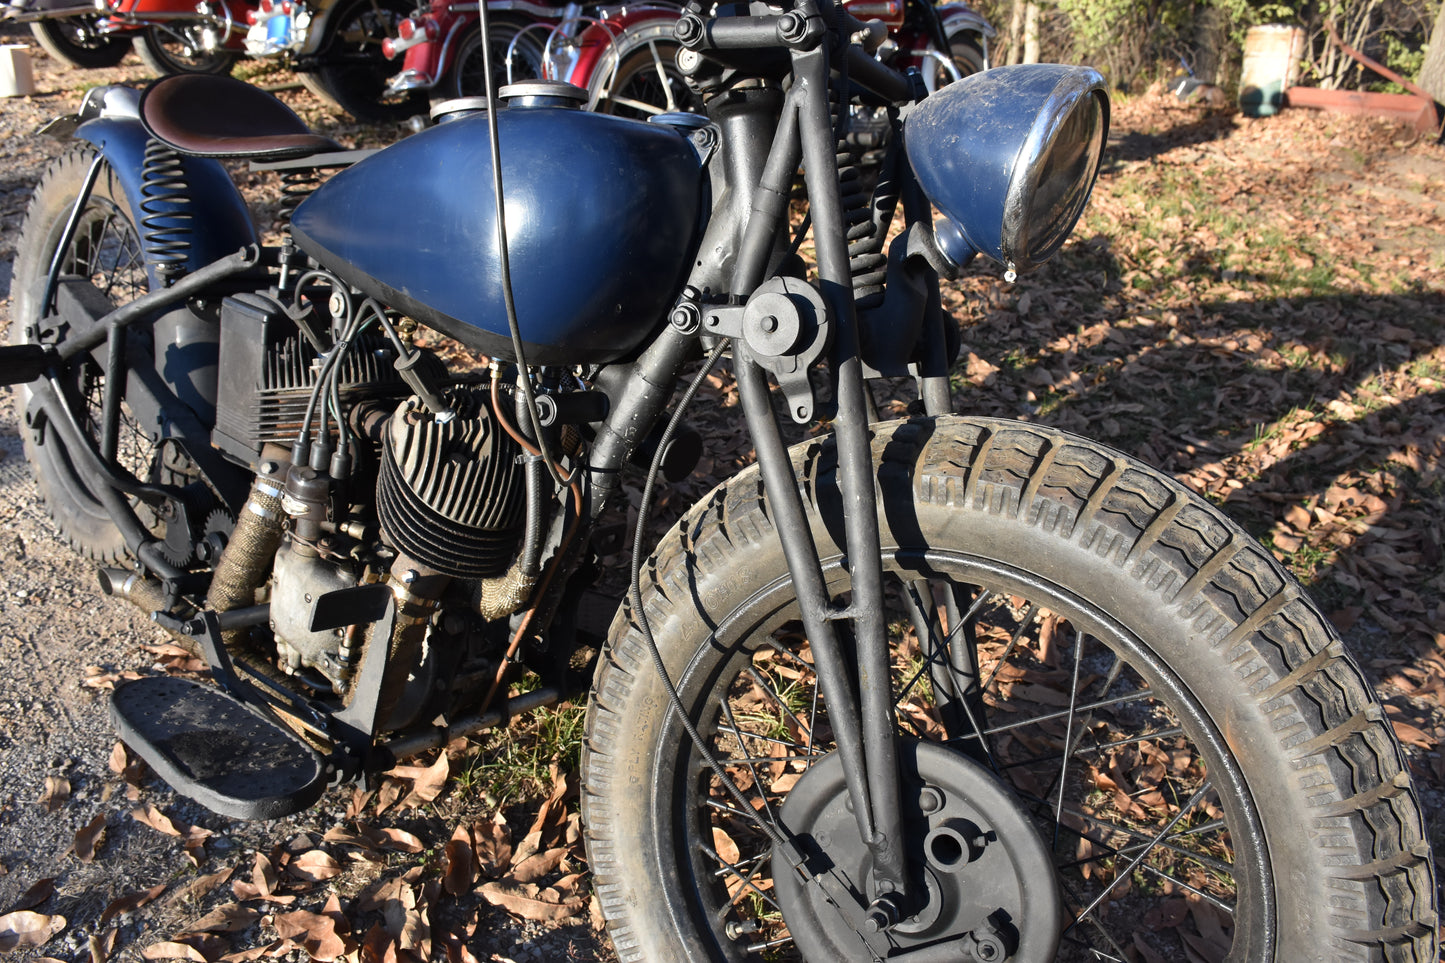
(278, 167), (324, 225)
(140, 139), (194, 281)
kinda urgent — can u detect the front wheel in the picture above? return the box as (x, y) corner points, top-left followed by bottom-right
(12, 148), (160, 562)
(30, 16), (131, 68)
(439, 17), (543, 102)
(583, 416), (1437, 961)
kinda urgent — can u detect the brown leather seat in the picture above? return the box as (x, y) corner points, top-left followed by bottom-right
(139, 73), (342, 161)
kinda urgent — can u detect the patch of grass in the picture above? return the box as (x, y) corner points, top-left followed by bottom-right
(453, 700), (587, 809)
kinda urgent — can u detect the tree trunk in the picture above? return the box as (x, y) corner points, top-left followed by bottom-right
(1421, 2), (1445, 102)
(1023, 1), (1040, 64)
(1007, 0), (1025, 65)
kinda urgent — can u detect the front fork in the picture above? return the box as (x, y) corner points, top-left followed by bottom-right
(724, 38), (934, 909)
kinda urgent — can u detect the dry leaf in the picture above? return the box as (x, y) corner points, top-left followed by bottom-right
(272, 897), (351, 962)
(217, 940), (281, 962)
(132, 804), (181, 837)
(345, 787), (374, 821)
(100, 884), (166, 925)
(140, 939), (212, 962)
(441, 826), (475, 897)
(91, 926), (120, 963)
(509, 847), (565, 885)
(7, 877), (54, 913)
(368, 826), (424, 854)
(182, 903), (261, 935)
(372, 779), (403, 816)
(472, 817), (513, 878)
(171, 868), (233, 905)
(478, 880), (585, 923)
(287, 850), (343, 882)
(0, 910), (67, 952)
(388, 753), (450, 809)
(39, 776), (69, 813)
(74, 813), (107, 864)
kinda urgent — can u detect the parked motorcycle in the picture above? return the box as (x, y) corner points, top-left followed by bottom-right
(4, 0), (1437, 956)
(1, 0), (135, 67)
(387, 0), (991, 117)
(383, 0), (700, 115)
(2, 0), (421, 121)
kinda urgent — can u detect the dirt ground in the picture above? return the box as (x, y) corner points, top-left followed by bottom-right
(0, 19), (1442, 963)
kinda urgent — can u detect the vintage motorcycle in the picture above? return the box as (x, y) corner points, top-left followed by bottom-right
(3, 0), (1437, 955)
(385, 0), (991, 116)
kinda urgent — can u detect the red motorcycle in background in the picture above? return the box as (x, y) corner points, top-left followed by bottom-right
(385, 0), (993, 117)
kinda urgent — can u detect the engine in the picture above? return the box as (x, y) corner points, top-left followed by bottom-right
(376, 392), (526, 579)
(212, 293), (536, 726)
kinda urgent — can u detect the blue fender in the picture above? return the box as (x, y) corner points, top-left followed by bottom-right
(74, 115), (257, 288)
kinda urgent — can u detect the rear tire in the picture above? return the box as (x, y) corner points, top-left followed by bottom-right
(583, 416), (1438, 961)
(11, 148), (177, 563)
(30, 17), (130, 68)
(134, 25), (238, 75)
(298, 0), (426, 123)
(590, 39), (700, 118)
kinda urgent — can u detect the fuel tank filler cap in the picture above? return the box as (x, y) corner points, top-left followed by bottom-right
(499, 81), (587, 109)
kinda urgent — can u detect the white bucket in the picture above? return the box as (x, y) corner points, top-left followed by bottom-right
(1239, 25), (1304, 117)
(0, 44), (36, 97)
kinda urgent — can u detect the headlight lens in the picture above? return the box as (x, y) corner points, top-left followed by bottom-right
(904, 64), (1109, 279)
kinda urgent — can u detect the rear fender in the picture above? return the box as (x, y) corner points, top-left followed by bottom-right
(73, 111), (258, 287)
(938, 4), (996, 43)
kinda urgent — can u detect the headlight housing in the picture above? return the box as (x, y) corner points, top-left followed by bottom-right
(904, 64), (1109, 279)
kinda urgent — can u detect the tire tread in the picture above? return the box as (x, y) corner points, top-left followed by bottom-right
(582, 416), (1437, 961)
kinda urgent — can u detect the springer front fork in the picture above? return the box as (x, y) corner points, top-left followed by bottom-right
(685, 10), (954, 918)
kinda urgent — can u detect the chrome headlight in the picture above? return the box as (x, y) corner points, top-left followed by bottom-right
(904, 64), (1109, 280)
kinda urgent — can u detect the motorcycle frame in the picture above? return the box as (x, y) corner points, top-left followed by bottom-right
(34, 0), (953, 899)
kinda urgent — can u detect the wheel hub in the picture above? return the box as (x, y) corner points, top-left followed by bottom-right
(772, 738), (1063, 961)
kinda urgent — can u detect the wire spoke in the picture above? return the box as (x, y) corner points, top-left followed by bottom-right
(1065, 780), (1216, 935)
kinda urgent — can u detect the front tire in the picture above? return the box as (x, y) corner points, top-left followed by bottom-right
(583, 416), (1437, 961)
(438, 17), (543, 102)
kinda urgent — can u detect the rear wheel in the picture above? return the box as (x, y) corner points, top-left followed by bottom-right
(583, 417), (1438, 961)
(11, 148), (184, 562)
(30, 16), (130, 68)
(134, 24), (238, 75)
(299, 0), (426, 123)
(439, 17), (543, 101)
(921, 35), (984, 93)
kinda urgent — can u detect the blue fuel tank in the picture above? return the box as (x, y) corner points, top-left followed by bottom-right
(289, 102), (706, 365)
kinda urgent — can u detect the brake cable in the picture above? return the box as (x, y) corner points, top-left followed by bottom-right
(475, 0), (574, 492)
